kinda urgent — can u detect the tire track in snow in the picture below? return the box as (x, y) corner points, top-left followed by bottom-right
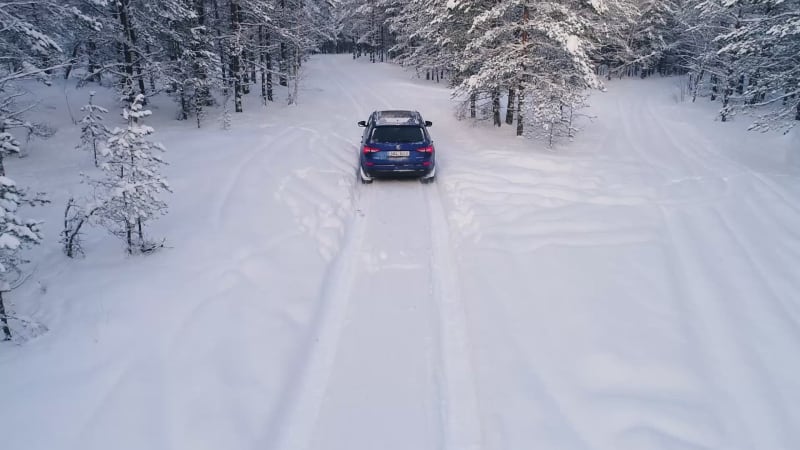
(658, 208), (796, 448)
(710, 206), (800, 336)
(264, 186), (373, 450)
(211, 127), (302, 230)
(275, 56), (477, 450)
(643, 90), (800, 349)
(261, 57), (383, 450)
(650, 94), (800, 219)
(618, 90), (797, 447)
(424, 181), (484, 450)
(614, 94), (733, 448)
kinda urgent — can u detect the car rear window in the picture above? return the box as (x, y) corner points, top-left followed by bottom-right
(371, 126), (425, 143)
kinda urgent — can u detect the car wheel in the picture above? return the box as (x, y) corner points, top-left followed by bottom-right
(359, 166), (373, 184)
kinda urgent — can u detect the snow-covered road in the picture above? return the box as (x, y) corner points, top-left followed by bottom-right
(1, 55), (799, 450)
(268, 57), (481, 450)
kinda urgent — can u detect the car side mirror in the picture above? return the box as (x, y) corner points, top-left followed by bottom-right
(357, 121), (367, 127)
(424, 121), (433, 127)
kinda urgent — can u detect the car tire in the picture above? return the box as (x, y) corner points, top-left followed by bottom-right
(359, 166), (373, 184)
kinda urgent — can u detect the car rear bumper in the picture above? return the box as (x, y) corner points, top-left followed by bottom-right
(363, 164), (434, 178)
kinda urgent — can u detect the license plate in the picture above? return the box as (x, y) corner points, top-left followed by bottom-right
(387, 150), (409, 157)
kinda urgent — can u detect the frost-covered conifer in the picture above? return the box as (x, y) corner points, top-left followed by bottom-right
(77, 92), (110, 167)
(90, 94), (170, 254)
(715, 0), (800, 131)
(452, 0), (602, 142)
(0, 131), (46, 340)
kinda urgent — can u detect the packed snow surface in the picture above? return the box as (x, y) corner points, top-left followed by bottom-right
(1, 55), (799, 450)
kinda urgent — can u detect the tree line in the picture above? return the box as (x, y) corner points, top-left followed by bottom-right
(0, 0), (336, 340)
(338, 0), (799, 140)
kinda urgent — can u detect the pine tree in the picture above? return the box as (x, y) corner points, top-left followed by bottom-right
(631, 0), (681, 76)
(715, 0), (800, 131)
(77, 92), (111, 167)
(90, 94), (170, 254)
(0, 132), (46, 340)
(452, 0), (603, 142)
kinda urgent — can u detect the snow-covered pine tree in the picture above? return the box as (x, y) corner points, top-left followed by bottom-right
(715, 0), (800, 132)
(454, 0), (602, 142)
(264, 0), (336, 105)
(0, 131), (46, 340)
(387, 0), (452, 81)
(159, 0), (218, 126)
(77, 92), (111, 167)
(90, 94), (170, 254)
(631, 0), (681, 77)
(450, 0), (514, 125)
(688, 0), (743, 121)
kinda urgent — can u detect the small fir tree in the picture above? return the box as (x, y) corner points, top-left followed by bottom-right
(77, 92), (111, 167)
(90, 94), (170, 254)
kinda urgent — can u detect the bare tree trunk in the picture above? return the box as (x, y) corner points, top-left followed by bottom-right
(87, 41), (101, 83)
(192, 0), (210, 118)
(250, 54), (256, 90)
(721, 71), (733, 122)
(230, 0), (243, 112)
(516, 86), (524, 136)
(492, 90), (501, 127)
(63, 199), (96, 258)
(137, 218), (145, 250)
(242, 50), (251, 95)
(212, 0), (228, 95)
(290, 53), (299, 105)
(115, 0), (137, 102)
(379, 24), (385, 62)
(470, 93), (476, 119)
(279, 40), (288, 86)
(135, 42), (147, 102)
(266, 32), (273, 101)
(692, 69), (704, 103)
(516, 5), (528, 136)
(567, 105), (575, 138)
(179, 87), (188, 120)
(260, 26), (267, 106)
(710, 74), (718, 101)
(505, 88), (515, 125)
(0, 292), (11, 340)
(370, 0), (376, 63)
(64, 43), (80, 80)
(146, 42), (156, 93)
(279, 0), (288, 87)
(126, 220), (133, 255)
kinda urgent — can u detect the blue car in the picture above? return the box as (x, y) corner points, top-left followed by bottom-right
(358, 110), (436, 184)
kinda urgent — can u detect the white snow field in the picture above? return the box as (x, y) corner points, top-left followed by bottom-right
(1, 55), (799, 450)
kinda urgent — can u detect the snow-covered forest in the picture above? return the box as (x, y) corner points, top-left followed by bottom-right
(3, 0), (799, 133)
(1, 1), (800, 449)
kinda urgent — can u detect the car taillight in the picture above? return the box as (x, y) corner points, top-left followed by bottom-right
(363, 145), (380, 154)
(417, 145), (434, 153)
